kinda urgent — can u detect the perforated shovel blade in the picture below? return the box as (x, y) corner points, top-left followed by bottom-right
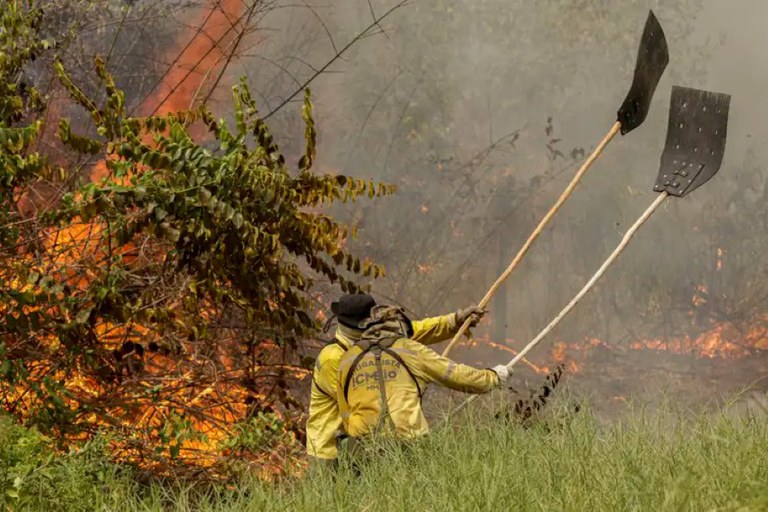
(617, 10), (669, 135)
(653, 86), (731, 197)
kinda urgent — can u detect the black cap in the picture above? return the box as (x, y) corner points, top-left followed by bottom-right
(331, 294), (376, 329)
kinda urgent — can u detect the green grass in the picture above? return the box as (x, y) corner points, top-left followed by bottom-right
(2, 401), (768, 511)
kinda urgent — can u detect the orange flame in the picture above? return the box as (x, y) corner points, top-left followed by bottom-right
(629, 319), (768, 359)
(471, 316), (766, 380)
(142, 0), (246, 117)
(7, 0), (302, 474)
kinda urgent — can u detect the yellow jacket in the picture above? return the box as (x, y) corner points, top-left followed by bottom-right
(305, 313), (461, 459)
(337, 335), (499, 440)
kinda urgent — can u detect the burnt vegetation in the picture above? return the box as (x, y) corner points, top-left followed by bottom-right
(494, 364), (580, 430)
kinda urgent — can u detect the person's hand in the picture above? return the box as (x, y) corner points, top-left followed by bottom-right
(491, 364), (510, 384)
(456, 305), (487, 327)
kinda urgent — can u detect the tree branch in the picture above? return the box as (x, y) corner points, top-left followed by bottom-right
(262, 0), (410, 120)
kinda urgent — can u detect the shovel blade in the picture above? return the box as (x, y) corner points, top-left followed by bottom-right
(653, 86), (731, 197)
(617, 10), (669, 135)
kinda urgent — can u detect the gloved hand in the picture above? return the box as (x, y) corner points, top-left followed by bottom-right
(491, 364), (510, 384)
(455, 305), (487, 327)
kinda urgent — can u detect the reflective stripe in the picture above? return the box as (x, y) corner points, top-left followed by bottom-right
(444, 361), (456, 380)
(391, 347), (419, 357)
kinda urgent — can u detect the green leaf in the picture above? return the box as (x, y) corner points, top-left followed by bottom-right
(299, 88), (316, 172)
(75, 309), (91, 325)
(96, 287), (109, 301)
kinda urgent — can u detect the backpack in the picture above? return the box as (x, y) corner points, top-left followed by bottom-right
(342, 306), (423, 433)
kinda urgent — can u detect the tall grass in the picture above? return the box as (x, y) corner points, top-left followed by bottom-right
(3, 401), (767, 511)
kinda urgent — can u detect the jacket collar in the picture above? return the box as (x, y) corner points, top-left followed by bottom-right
(335, 324), (362, 349)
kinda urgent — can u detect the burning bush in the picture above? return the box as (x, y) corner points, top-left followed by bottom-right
(0, 2), (393, 475)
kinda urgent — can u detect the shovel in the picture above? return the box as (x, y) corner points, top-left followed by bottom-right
(450, 85), (731, 415)
(442, 11), (669, 357)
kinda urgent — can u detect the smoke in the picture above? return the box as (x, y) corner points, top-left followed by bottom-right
(238, 0), (768, 401)
(40, 0), (765, 403)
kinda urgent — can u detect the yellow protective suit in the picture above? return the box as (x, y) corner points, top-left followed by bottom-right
(306, 313), (461, 460)
(337, 329), (499, 440)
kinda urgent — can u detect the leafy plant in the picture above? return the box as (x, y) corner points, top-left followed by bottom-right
(225, 412), (290, 454)
(0, 1), (394, 474)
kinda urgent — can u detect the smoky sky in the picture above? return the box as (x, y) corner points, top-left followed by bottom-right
(218, 1), (766, 372)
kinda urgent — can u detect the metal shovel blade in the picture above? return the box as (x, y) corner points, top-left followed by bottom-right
(653, 86), (731, 197)
(617, 10), (669, 135)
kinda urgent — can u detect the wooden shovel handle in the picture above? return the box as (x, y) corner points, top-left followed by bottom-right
(441, 121), (622, 357)
(448, 192), (669, 418)
(505, 191), (668, 368)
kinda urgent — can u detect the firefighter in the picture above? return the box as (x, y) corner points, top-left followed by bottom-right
(306, 293), (486, 467)
(336, 304), (508, 453)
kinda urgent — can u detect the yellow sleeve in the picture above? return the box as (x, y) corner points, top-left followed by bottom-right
(305, 346), (343, 460)
(314, 346), (340, 398)
(405, 340), (499, 393)
(411, 313), (458, 345)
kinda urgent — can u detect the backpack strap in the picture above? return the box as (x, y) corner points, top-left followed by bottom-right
(312, 377), (334, 399)
(330, 338), (347, 351)
(313, 339), (348, 400)
(371, 349), (396, 433)
(381, 347), (423, 400)
(342, 339), (423, 404)
(343, 346), (371, 404)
